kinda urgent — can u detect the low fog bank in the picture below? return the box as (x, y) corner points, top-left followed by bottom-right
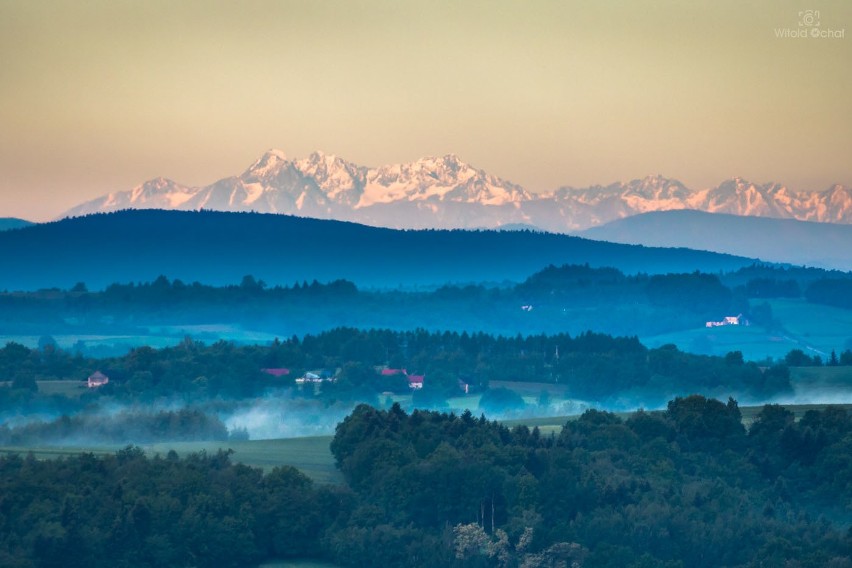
(223, 396), (356, 439)
(767, 390), (852, 406)
(2, 381), (850, 448)
(0, 407), (231, 447)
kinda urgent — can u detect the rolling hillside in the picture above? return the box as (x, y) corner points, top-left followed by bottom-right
(0, 209), (756, 290)
(581, 210), (852, 271)
(0, 218), (34, 232)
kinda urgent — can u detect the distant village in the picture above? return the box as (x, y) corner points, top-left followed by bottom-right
(87, 366), (463, 392)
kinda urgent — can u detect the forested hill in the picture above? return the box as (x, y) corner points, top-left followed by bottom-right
(0, 210), (754, 290)
(0, 218), (33, 232)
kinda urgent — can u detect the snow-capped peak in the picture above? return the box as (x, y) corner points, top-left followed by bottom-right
(294, 151), (366, 205)
(57, 149), (852, 233)
(245, 148), (289, 176)
(357, 154), (529, 207)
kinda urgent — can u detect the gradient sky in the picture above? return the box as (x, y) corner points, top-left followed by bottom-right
(1, 0), (850, 221)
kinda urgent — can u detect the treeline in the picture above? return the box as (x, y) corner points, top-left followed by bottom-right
(2, 398), (850, 567)
(0, 448), (343, 568)
(1, 328), (793, 409)
(0, 408), (231, 446)
(4, 263), (852, 341)
(784, 347), (852, 367)
(327, 399), (852, 567)
(805, 278), (852, 310)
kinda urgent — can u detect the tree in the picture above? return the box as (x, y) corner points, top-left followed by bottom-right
(38, 335), (58, 351)
(725, 351), (744, 366)
(453, 523), (490, 560)
(785, 349), (813, 367)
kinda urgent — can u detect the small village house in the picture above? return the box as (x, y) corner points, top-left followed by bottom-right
(296, 369), (335, 384)
(87, 371), (109, 388)
(705, 314), (748, 328)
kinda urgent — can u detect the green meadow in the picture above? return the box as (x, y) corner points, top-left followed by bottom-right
(0, 436), (341, 484)
(258, 562), (340, 568)
(641, 298), (852, 361)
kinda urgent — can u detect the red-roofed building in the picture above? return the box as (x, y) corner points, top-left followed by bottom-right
(407, 374), (424, 389)
(381, 368), (407, 376)
(261, 368), (290, 377)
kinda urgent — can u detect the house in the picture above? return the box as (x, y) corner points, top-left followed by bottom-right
(705, 314), (748, 328)
(296, 369), (336, 384)
(407, 374), (424, 389)
(87, 371), (109, 388)
(261, 368), (290, 377)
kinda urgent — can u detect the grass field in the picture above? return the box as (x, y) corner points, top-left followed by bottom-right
(0, 436), (342, 484)
(787, 366), (852, 404)
(641, 324), (797, 361)
(640, 298), (852, 362)
(142, 436), (342, 483)
(0, 380), (88, 397)
(258, 560), (337, 568)
(259, 561), (339, 568)
(36, 380), (88, 397)
(502, 403), (852, 431)
(768, 299), (852, 353)
(739, 403), (852, 427)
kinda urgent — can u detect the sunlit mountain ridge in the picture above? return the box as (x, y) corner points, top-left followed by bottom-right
(61, 150), (852, 232)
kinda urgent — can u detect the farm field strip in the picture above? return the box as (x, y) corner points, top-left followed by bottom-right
(4, 403), (851, 485)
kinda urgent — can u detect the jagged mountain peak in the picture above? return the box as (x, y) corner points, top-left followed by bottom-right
(358, 153), (529, 206)
(244, 148), (290, 176)
(623, 175), (689, 195)
(58, 150), (852, 232)
(132, 176), (184, 194)
(298, 150), (360, 171)
(414, 153), (464, 167)
(260, 148), (288, 161)
(295, 151), (366, 205)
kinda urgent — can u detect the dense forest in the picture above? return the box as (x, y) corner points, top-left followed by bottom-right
(1, 398), (850, 567)
(0, 328), (798, 412)
(3, 262), (852, 343)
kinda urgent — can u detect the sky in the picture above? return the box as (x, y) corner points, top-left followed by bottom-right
(1, 0), (850, 221)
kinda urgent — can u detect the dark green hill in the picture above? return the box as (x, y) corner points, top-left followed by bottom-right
(0, 209), (755, 290)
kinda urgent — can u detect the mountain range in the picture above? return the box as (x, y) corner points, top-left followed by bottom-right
(62, 150), (852, 232)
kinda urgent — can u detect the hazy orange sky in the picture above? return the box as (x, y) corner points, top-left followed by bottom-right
(1, 0), (850, 221)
